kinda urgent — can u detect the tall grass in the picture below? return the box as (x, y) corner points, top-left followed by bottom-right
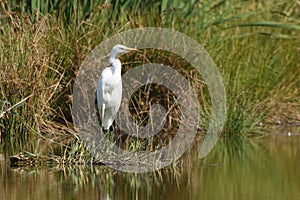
(0, 0), (299, 155)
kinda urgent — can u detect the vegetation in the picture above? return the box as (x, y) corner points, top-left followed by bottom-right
(0, 0), (299, 158)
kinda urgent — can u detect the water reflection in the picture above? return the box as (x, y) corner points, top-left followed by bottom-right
(1, 134), (300, 199)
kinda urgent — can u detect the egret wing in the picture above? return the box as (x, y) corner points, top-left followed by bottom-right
(97, 66), (122, 129)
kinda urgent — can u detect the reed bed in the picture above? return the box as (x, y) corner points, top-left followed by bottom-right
(0, 0), (299, 160)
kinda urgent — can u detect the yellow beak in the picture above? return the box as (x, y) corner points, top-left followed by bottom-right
(124, 47), (138, 51)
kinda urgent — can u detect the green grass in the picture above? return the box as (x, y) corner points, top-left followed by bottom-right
(0, 0), (299, 157)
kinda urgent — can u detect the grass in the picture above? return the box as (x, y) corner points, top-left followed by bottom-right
(0, 0), (299, 161)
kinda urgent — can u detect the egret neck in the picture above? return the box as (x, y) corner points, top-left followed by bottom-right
(109, 52), (122, 76)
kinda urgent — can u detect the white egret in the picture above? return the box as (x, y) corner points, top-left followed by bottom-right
(97, 44), (137, 130)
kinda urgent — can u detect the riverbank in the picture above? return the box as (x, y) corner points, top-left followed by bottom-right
(0, 1), (299, 156)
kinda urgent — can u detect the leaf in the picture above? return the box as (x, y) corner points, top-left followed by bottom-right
(232, 21), (300, 30)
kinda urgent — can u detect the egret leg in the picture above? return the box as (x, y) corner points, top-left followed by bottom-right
(113, 121), (119, 143)
(112, 121), (122, 154)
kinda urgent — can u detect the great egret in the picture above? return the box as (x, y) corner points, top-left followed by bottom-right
(97, 44), (137, 130)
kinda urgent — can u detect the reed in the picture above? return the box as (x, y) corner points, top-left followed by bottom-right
(0, 0), (299, 158)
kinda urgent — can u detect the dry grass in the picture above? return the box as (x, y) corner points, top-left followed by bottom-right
(0, 0), (299, 161)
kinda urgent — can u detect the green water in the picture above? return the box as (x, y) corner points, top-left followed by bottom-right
(1, 132), (300, 200)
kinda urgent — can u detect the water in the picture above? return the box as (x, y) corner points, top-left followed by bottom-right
(1, 130), (300, 200)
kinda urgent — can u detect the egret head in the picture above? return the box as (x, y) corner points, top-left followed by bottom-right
(111, 44), (138, 55)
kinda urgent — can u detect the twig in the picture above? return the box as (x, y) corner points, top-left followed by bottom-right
(0, 94), (33, 118)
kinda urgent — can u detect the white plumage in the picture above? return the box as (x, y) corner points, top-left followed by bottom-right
(97, 44), (137, 130)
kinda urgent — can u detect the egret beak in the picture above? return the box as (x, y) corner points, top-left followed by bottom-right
(124, 47), (138, 51)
